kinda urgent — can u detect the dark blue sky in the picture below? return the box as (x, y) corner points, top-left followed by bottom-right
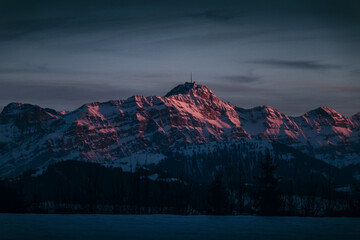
(0, 0), (359, 116)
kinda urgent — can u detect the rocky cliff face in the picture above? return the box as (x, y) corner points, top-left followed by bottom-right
(1, 82), (359, 177)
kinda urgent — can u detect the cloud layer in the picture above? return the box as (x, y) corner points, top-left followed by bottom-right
(250, 60), (343, 70)
(0, 0), (359, 116)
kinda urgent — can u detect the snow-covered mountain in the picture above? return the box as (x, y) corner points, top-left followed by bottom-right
(0, 82), (359, 177)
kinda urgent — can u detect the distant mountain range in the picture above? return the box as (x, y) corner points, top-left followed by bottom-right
(1, 82), (359, 182)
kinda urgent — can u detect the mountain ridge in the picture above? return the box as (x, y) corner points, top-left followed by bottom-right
(0, 82), (359, 177)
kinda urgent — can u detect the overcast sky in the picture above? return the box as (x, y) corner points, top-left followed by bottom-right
(0, 0), (359, 116)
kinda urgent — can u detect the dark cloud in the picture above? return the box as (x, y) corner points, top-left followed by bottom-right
(1, 0), (360, 26)
(188, 10), (236, 21)
(0, 15), (133, 42)
(306, 83), (360, 93)
(222, 74), (260, 83)
(207, 83), (267, 94)
(250, 59), (343, 70)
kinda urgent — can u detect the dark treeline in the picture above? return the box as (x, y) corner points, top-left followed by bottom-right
(1, 149), (360, 216)
(0, 161), (207, 214)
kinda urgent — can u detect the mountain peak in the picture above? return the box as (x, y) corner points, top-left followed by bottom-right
(165, 82), (199, 97)
(307, 106), (341, 118)
(1, 102), (33, 115)
(164, 82), (218, 101)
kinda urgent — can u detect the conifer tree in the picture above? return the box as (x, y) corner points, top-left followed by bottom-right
(208, 172), (229, 215)
(255, 152), (282, 215)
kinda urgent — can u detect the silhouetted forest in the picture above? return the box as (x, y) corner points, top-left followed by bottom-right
(1, 151), (360, 216)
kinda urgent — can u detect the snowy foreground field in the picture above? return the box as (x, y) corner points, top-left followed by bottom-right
(1, 214), (360, 240)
